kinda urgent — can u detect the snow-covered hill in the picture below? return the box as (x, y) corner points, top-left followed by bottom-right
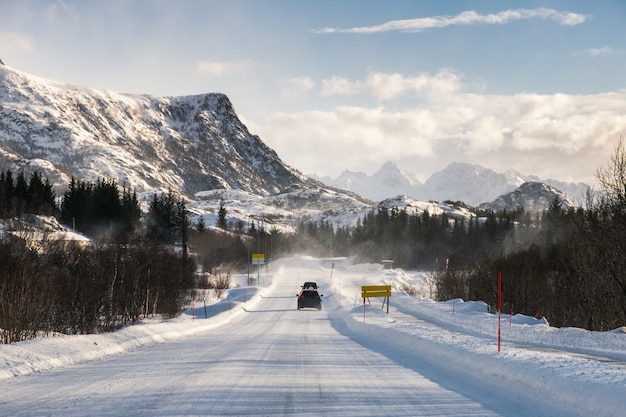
(478, 182), (574, 212)
(189, 186), (373, 232)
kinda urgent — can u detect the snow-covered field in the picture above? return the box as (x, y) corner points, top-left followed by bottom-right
(1, 255), (624, 416)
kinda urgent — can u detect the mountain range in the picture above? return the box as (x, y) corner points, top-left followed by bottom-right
(0, 64), (586, 231)
(315, 161), (589, 208)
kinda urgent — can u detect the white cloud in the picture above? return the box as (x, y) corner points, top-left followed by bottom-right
(278, 77), (316, 100)
(574, 46), (619, 57)
(315, 8), (588, 34)
(466, 116), (505, 150)
(259, 106), (437, 176)
(283, 76), (315, 93)
(195, 59), (255, 76)
(366, 70), (461, 100)
(45, 0), (79, 21)
(321, 76), (360, 97)
(0, 32), (34, 55)
(255, 74), (626, 182)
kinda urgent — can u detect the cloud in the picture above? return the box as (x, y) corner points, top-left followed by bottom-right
(366, 70), (461, 100)
(277, 77), (316, 100)
(321, 76), (360, 97)
(255, 73), (626, 183)
(282, 76), (315, 93)
(259, 106), (438, 175)
(195, 59), (255, 76)
(574, 46), (620, 57)
(314, 70), (462, 99)
(45, 0), (79, 21)
(0, 32), (34, 54)
(314, 8), (588, 34)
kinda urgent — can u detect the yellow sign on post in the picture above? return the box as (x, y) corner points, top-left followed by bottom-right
(361, 285), (391, 314)
(361, 285), (391, 298)
(251, 253), (265, 265)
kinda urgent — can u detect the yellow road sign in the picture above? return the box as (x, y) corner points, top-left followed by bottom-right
(361, 285), (391, 298)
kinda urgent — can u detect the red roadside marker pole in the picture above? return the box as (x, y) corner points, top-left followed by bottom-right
(363, 297), (366, 322)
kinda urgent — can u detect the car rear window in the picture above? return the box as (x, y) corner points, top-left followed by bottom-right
(303, 291), (318, 298)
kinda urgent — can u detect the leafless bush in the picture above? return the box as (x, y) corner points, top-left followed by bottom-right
(210, 268), (232, 299)
(399, 283), (418, 296)
(0, 233), (196, 343)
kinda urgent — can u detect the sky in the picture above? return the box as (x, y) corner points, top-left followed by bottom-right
(1, 0), (626, 184)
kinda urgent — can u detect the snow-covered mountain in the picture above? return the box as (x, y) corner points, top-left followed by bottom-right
(316, 161), (422, 202)
(478, 182), (574, 212)
(0, 64), (588, 234)
(0, 64), (313, 197)
(317, 161), (589, 208)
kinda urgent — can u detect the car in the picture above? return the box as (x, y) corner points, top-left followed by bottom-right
(297, 289), (323, 310)
(301, 281), (318, 290)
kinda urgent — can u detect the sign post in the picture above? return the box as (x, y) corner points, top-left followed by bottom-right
(251, 253), (265, 285)
(361, 285), (392, 321)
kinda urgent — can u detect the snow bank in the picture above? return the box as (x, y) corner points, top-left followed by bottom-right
(1, 255), (625, 417)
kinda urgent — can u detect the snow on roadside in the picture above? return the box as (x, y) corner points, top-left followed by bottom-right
(0, 286), (262, 380)
(323, 256), (626, 417)
(1, 255), (625, 417)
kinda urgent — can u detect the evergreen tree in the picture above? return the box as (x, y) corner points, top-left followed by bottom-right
(146, 191), (187, 245)
(0, 170), (56, 218)
(60, 177), (140, 241)
(121, 186), (141, 233)
(14, 172), (28, 216)
(0, 171), (8, 217)
(25, 172), (56, 215)
(196, 216), (206, 232)
(217, 199), (228, 230)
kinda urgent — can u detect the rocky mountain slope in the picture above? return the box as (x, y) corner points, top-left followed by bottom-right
(0, 65), (312, 197)
(478, 182), (574, 212)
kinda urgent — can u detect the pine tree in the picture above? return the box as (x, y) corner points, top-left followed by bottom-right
(217, 199), (228, 230)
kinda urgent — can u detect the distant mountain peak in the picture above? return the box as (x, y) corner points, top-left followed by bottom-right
(479, 181), (574, 212)
(317, 160), (588, 210)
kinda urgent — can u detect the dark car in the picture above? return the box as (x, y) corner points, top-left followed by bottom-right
(301, 281), (318, 290)
(297, 289), (323, 310)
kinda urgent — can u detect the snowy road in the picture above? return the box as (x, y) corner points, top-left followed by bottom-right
(1, 281), (503, 416)
(1, 257), (624, 416)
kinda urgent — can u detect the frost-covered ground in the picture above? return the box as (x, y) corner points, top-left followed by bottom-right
(1, 255), (624, 416)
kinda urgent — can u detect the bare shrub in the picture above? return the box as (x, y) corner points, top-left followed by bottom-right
(211, 268), (232, 299)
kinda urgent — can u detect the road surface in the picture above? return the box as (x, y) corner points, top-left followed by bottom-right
(0, 262), (589, 416)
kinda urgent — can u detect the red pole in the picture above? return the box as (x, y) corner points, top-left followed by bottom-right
(498, 272), (502, 352)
